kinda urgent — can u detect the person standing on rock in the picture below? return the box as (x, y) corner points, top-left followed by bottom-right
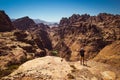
(79, 48), (85, 65)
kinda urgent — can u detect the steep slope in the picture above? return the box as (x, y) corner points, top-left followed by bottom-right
(0, 30), (39, 78)
(94, 40), (120, 69)
(0, 10), (14, 32)
(13, 16), (53, 50)
(0, 12), (51, 78)
(50, 13), (120, 61)
(2, 56), (119, 80)
(13, 16), (35, 30)
(29, 23), (52, 50)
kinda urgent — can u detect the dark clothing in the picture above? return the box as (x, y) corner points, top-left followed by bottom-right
(80, 49), (85, 57)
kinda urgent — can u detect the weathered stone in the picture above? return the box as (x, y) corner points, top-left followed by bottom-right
(101, 71), (116, 80)
(4, 56), (72, 80)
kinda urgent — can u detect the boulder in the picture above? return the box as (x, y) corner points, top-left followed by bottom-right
(3, 56), (72, 80)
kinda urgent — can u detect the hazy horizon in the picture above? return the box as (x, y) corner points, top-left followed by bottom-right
(0, 0), (120, 22)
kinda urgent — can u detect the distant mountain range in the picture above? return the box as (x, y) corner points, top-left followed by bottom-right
(11, 18), (59, 27)
(33, 19), (59, 27)
(11, 19), (16, 22)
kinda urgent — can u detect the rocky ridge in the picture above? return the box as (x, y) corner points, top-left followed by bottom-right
(13, 16), (53, 50)
(0, 10), (14, 32)
(0, 11), (51, 78)
(28, 23), (52, 50)
(50, 13), (120, 60)
(12, 16), (35, 30)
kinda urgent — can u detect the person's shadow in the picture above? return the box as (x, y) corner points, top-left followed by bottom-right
(83, 64), (91, 68)
(83, 61), (91, 68)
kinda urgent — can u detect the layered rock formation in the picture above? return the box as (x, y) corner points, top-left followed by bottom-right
(13, 16), (52, 50)
(0, 30), (37, 78)
(0, 11), (53, 71)
(0, 10), (14, 32)
(28, 23), (52, 50)
(0, 11), (51, 78)
(50, 13), (120, 60)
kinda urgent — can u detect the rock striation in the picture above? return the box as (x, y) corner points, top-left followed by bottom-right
(13, 17), (53, 50)
(50, 13), (120, 60)
(29, 23), (52, 50)
(0, 11), (52, 78)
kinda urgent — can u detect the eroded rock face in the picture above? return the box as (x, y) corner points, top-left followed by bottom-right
(50, 13), (120, 61)
(0, 30), (51, 78)
(0, 31), (34, 69)
(13, 16), (35, 30)
(0, 11), (49, 78)
(54, 41), (71, 61)
(13, 18), (52, 50)
(0, 10), (14, 32)
(30, 24), (52, 50)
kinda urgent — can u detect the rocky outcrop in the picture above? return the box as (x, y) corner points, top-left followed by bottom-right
(0, 10), (14, 32)
(13, 23), (52, 50)
(2, 56), (72, 80)
(0, 29), (54, 78)
(30, 24), (52, 50)
(50, 13), (120, 61)
(12, 21), (52, 51)
(37, 23), (50, 30)
(13, 16), (35, 30)
(0, 31), (34, 68)
(12, 16), (53, 54)
(0, 30), (48, 78)
(2, 56), (119, 80)
(54, 41), (71, 61)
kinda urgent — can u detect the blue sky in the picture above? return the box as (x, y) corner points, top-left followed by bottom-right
(0, 0), (120, 22)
